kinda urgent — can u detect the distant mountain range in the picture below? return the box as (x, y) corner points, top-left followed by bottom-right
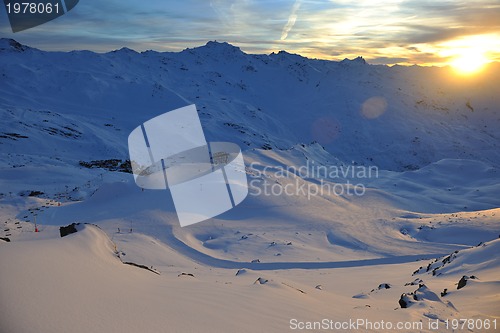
(1, 38), (499, 173)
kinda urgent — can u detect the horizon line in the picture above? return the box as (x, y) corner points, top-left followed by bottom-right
(4, 37), (500, 69)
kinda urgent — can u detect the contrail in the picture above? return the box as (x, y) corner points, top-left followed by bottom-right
(281, 0), (301, 40)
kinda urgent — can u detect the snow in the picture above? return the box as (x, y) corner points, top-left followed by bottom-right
(0, 39), (499, 332)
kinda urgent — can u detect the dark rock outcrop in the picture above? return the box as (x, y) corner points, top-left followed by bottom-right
(59, 223), (79, 237)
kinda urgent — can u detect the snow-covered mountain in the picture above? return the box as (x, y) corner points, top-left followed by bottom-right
(0, 38), (499, 333)
(1, 38), (499, 171)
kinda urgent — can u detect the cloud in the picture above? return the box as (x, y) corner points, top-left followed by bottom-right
(1, 0), (499, 66)
(369, 56), (409, 65)
(281, 0), (301, 40)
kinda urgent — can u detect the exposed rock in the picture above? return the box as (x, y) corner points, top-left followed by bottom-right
(123, 262), (160, 275)
(59, 223), (79, 237)
(457, 276), (468, 289)
(399, 284), (441, 308)
(79, 159), (132, 173)
(254, 277), (268, 284)
(405, 278), (423, 286)
(371, 283), (391, 292)
(399, 294), (410, 308)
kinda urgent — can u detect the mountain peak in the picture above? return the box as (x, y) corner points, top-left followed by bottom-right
(340, 56), (366, 65)
(0, 38), (30, 52)
(109, 47), (139, 54)
(181, 40), (245, 60)
(269, 50), (306, 62)
(204, 40), (241, 51)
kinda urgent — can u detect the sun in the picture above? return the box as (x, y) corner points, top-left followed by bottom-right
(450, 49), (488, 75)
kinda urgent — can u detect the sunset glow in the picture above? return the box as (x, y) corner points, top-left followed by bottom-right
(0, 0), (499, 67)
(451, 50), (488, 75)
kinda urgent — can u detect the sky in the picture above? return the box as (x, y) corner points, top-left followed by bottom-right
(1, 0), (499, 66)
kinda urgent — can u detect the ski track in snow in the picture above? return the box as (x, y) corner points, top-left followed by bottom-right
(161, 224), (446, 270)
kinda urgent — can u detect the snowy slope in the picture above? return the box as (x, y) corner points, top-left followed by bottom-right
(1, 225), (499, 333)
